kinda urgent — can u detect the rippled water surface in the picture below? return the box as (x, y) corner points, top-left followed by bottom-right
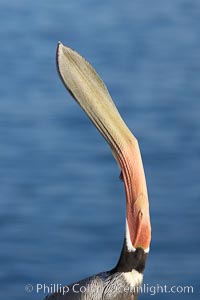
(0, 1), (200, 299)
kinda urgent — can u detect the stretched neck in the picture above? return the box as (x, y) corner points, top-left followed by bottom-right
(111, 140), (150, 275)
(112, 240), (148, 274)
(120, 140), (151, 252)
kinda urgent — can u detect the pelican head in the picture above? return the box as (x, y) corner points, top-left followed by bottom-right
(56, 42), (151, 253)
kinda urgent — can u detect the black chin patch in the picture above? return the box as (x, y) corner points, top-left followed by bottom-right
(119, 171), (124, 182)
(111, 242), (148, 274)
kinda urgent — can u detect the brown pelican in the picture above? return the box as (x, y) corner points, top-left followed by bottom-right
(45, 43), (151, 300)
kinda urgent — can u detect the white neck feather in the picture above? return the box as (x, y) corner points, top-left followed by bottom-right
(123, 269), (143, 287)
(125, 219), (150, 253)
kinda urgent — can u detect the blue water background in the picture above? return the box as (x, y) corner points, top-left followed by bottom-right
(0, 1), (200, 299)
